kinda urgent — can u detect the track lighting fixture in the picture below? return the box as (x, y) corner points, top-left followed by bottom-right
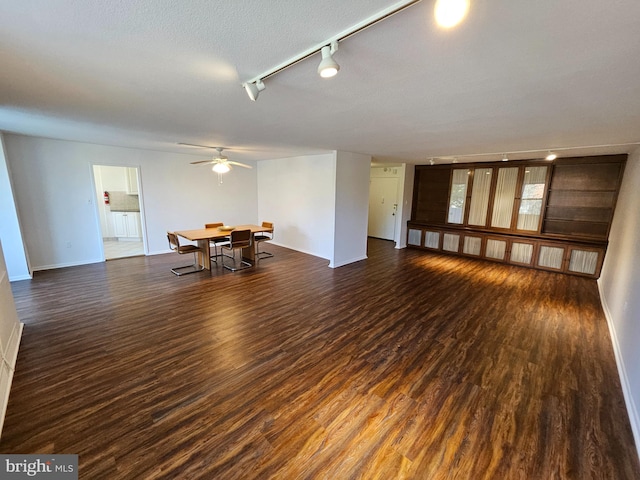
(435, 0), (470, 28)
(318, 42), (340, 78)
(239, 0), (422, 101)
(425, 142), (639, 165)
(243, 80), (265, 101)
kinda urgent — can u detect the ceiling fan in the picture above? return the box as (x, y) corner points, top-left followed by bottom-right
(180, 144), (253, 173)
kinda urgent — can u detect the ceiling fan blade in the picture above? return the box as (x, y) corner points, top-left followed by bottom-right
(190, 160), (215, 165)
(227, 161), (253, 169)
(178, 143), (220, 150)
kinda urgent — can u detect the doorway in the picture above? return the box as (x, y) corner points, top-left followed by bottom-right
(92, 165), (145, 260)
(368, 175), (399, 241)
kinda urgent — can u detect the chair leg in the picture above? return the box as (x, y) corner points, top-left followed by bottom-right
(222, 248), (252, 272)
(210, 242), (232, 263)
(171, 252), (205, 276)
(255, 241), (273, 260)
(210, 243), (220, 264)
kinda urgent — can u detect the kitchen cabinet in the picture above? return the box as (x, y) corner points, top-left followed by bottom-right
(113, 212), (140, 239)
(125, 167), (138, 195)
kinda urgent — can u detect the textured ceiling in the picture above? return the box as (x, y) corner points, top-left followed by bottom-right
(1, 0), (639, 164)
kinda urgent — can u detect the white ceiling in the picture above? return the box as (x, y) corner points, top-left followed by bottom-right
(1, 0), (640, 165)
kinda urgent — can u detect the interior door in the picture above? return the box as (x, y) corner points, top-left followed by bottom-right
(368, 177), (398, 240)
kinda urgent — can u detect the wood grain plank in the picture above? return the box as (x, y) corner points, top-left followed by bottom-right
(1, 239), (638, 479)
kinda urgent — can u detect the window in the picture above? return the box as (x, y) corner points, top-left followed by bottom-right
(517, 166), (547, 231)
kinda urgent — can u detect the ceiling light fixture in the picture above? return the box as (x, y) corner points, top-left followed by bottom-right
(502, 154), (508, 162)
(212, 163), (230, 174)
(240, 0), (421, 100)
(243, 80), (265, 101)
(318, 42), (340, 78)
(435, 0), (470, 28)
(545, 152), (557, 161)
(423, 142), (640, 164)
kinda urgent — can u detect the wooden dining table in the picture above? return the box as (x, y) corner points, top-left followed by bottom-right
(174, 224), (273, 270)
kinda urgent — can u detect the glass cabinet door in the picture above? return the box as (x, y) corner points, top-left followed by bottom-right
(447, 169), (470, 224)
(516, 166), (548, 231)
(491, 167), (519, 229)
(468, 168), (492, 226)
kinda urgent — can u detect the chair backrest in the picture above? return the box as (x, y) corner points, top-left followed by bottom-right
(167, 232), (180, 251)
(229, 229), (252, 248)
(260, 222), (274, 240)
(205, 222), (224, 228)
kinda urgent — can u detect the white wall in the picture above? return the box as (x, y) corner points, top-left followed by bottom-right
(598, 150), (640, 455)
(257, 153), (336, 261)
(0, 239), (24, 436)
(3, 134), (258, 270)
(333, 151), (370, 268)
(0, 134), (30, 280)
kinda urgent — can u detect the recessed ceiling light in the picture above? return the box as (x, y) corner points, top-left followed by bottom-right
(435, 0), (470, 28)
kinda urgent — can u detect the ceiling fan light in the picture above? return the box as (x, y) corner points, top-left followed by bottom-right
(318, 43), (340, 78)
(212, 163), (230, 173)
(243, 80), (265, 101)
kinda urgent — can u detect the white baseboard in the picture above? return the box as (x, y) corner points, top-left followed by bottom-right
(33, 258), (104, 272)
(330, 255), (368, 268)
(597, 279), (640, 459)
(8, 273), (31, 282)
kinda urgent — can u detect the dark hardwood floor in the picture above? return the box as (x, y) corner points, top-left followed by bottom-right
(2, 239), (639, 479)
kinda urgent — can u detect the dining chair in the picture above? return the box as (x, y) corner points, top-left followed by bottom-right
(167, 232), (205, 276)
(204, 222), (230, 264)
(221, 229), (253, 271)
(254, 221), (274, 261)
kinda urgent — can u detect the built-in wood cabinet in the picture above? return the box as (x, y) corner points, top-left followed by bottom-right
(408, 155), (626, 278)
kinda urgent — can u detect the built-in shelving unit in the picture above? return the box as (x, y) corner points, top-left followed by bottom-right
(408, 155), (626, 278)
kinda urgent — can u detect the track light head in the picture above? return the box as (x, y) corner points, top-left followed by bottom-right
(243, 79), (265, 101)
(318, 42), (340, 78)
